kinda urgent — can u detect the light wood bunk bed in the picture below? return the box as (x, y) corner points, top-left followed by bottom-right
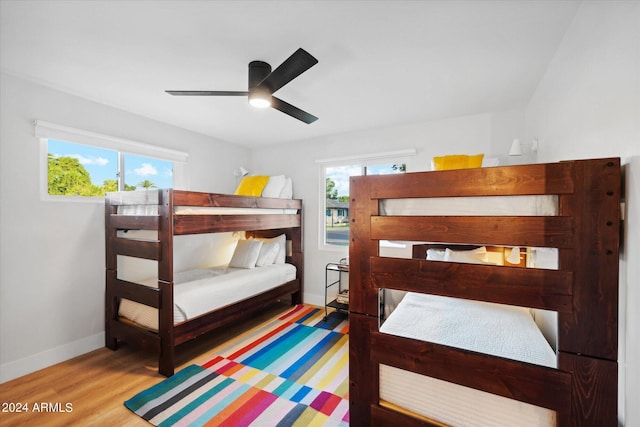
(105, 189), (303, 377)
(349, 158), (620, 426)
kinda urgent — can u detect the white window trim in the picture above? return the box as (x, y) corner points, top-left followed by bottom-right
(315, 148), (417, 166)
(317, 148), (416, 251)
(36, 120), (189, 201)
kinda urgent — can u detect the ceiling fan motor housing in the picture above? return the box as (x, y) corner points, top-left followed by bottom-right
(248, 61), (272, 90)
(248, 61), (272, 107)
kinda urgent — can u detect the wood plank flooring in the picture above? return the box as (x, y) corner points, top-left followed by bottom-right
(0, 301), (293, 426)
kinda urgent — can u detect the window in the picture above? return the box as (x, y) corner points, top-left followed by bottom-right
(36, 121), (188, 200)
(47, 139), (119, 196)
(123, 153), (174, 190)
(319, 149), (415, 249)
(46, 140), (175, 196)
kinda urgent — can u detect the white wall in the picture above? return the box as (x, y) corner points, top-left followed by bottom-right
(249, 110), (524, 306)
(525, 2), (640, 425)
(0, 73), (249, 382)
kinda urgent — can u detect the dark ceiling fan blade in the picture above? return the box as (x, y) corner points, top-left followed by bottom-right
(271, 96), (318, 124)
(258, 48), (318, 94)
(166, 90), (249, 96)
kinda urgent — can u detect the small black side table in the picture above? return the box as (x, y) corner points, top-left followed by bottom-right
(324, 262), (349, 319)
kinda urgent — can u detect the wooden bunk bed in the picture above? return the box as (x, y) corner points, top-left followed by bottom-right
(348, 158), (620, 426)
(105, 189), (303, 377)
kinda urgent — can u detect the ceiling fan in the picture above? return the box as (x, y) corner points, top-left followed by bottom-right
(166, 48), (318, 124)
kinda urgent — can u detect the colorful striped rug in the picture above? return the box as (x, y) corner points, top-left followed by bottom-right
(125, 305), (349, 426)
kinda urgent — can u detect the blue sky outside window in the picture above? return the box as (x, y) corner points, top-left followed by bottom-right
(48, 139), (173, 191)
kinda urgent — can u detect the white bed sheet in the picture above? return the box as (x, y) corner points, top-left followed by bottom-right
(380, 195), (557, 216)
(378, 292), (556, 426)
(381, 293), (556, 367)
(118, 263), (296, 331)
(117, 205), (298, 216)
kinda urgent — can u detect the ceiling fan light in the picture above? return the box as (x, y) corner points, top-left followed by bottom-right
(249, 91), (271, 109)
(249, 97), (271, 108)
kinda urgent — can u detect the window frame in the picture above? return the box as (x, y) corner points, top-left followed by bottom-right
(36, 120), (188, 202)
(317, 149), (416, 251)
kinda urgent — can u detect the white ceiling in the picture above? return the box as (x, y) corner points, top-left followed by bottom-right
(0, 0), (581, 148)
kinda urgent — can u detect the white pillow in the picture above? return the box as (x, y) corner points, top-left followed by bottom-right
(256, 241), (279, 266)
(444, 247), (490, 264)
(255, 234), (287, 264)
(229, 239), (263, 269)
(279, 177), (293, 199)
(426, 248), (446, 261)
(261, 175), (286, 198)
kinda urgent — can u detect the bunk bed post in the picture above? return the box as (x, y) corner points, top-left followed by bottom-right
(290, 223), (303, 305)
(349, 176), (380, 426)
(157, 189), (175, 377)
(104, 197), (118, 350)
(558, 158), (620, 426)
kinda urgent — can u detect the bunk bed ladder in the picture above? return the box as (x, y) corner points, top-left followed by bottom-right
(104, 190), (175, 375)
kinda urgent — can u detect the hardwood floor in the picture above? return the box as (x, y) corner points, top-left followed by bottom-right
(0, 301), (293, 426)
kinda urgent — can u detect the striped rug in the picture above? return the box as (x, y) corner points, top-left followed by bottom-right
(125, 305), (349, 426)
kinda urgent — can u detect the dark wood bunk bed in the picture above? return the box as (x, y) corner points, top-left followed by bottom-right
(105, 189), (303, 377)
(349, 158), (620, 426)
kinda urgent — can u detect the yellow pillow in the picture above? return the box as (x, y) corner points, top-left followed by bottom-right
(234, 175), (270, 196)
(432, 154), (484, 171)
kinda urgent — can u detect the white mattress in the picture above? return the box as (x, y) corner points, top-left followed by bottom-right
(379, 292), (556, 426)
(118, 263), (296, 331)
(117, 205), (298, 216)
(380, 195), (558, 216)
(109, 190), (297, 216)
(380, 365), (556, 427)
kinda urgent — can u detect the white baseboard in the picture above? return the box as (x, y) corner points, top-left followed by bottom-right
(0, 332), (104, 384)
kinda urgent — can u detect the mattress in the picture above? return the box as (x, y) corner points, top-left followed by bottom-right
(379, 292), (557, 426)
(117, 205), (298, 216)
(109, 190), (297, 216)
(380, 365), (556, 427)
(380, 293), (556, 367)
(380, 195), (558, 216)
(118, 263), (296, 331)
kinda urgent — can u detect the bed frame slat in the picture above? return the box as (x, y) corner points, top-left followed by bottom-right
(371, 256), (573, 312)
(108, 275), (160, 308)
(371, 331), (572, 414)
(172, 190), (301, 209)
(108, 214), (159, 231)
(174, 214), (300, 235)
(369, 162), (574, 199)
(371, 404), (441, 427)
(112, 237), (161, 260)
(108, 320), (160, 353)
(372, 216), (574, 248)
